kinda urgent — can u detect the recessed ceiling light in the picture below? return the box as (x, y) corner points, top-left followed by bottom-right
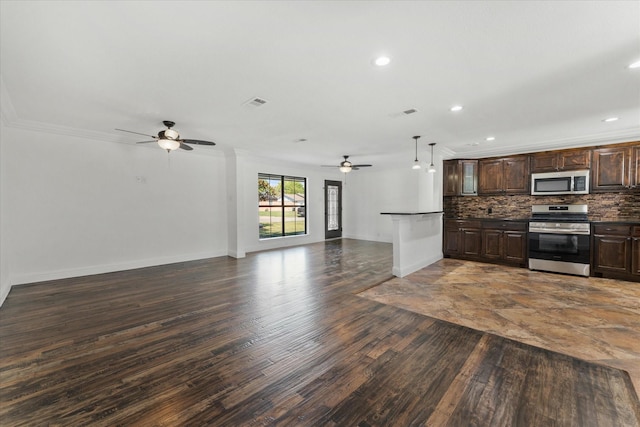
(485, 136), (495, 141)
(374, 56), (391, 66)
(450, 105), (463, 112)
(629, 60), (640, 69)
(603, 117), (619, 122)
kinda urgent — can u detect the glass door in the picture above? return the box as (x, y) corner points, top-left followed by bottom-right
(325, 180), (342, 239)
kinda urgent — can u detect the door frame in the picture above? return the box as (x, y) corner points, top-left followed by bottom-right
(324, 180), (342, 239)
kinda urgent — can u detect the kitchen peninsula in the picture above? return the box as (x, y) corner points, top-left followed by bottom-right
(380, 211), (444, 277)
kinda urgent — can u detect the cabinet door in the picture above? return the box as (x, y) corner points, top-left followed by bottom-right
(593, 235), (630, 273)
(478, 159), (504, 195)
(460, 160), (478, 196)
(462, 229), (482, 256)
(503, 156), (530, 194)
(592, 147), (631, 192)
(443, 160), (460, 196)
(633, 146), (640, 189)
(482, 230), (502, 259)
(632, 226), (640, 276)
(559, 149), (591, 170)
(531, 152), (558, 172)
(632, 237), (640, 276)
(503, 231), (527, 264)
(443, 221), (461, 256)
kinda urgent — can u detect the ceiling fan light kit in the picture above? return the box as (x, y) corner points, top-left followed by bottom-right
(323, 155), (372, 174)
(158, 138), (180, 151)
(116, 120), (216, 153)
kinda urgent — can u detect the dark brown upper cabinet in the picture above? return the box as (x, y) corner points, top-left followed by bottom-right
(531, 148), (591, 173)
(443, 159), (478, 196)
(479, 155), (530, 195)
(591, 144), (640, 192)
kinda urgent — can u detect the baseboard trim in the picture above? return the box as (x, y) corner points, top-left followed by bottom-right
(9, 250), (227, 287)
(0, 281), (11, 308)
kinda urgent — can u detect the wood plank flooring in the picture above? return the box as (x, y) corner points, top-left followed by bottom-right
(1, 240), (638, 426)
(359, 258), (640, 394)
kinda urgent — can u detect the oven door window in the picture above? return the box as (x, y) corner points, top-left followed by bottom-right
(538, 234), (578, 254)
(529, 232), (590, 264)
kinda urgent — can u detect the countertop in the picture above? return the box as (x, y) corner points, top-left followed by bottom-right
(444, 217), (530, 222)
(444, 216), (639, 224)
(381, 211), (444, 215)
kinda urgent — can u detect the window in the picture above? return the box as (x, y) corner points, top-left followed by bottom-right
(258, 174), (306, 239)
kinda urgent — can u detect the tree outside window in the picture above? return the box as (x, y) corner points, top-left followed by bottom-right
(258, 174), (306, 239)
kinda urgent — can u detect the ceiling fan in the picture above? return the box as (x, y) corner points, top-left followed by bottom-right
(322, 155), (373, 173)
(116, 120), (216, 152)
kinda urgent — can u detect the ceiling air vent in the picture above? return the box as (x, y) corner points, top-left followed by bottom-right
(389, 108), (419, 118)
(244, 97), (268, 107)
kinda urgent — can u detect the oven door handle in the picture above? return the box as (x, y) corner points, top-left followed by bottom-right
(529, 228), (590, 235)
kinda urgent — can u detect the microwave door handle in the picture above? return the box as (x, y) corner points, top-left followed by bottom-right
(570, 176), (574, 192)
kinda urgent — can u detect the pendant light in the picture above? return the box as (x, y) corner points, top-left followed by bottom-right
(428, 142), (436, 173)
(412, 136), (421, 169)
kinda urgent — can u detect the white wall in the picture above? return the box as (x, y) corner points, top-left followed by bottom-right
(0, 122), (8, 306)
(1, 124), (228, 287)
(342, 156), (443, 243)
(239, 152), (341, 253)
(0, 122), (443, 307)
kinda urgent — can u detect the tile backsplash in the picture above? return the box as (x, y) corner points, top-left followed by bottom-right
(444, 193), (640, 221)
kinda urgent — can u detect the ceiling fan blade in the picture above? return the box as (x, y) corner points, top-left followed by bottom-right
(115, 128), (156, 138)
(182, 139), (216, 146)
(136, 140), (157, 144)
(351, 164), (372, 167)
(321, 165), (340, 168)
(179, 143), (194, 151)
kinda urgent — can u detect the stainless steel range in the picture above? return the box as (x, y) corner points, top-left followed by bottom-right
(528, 204), (590, 277)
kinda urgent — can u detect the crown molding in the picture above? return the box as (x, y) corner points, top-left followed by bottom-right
(0, 79), (222, 157)
(448, 127), (640, 159)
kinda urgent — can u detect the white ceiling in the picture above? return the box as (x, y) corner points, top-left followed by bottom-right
(1, 1), (639, 168)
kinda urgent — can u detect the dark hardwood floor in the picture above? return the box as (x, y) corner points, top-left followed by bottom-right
(1, 239), (638, 426)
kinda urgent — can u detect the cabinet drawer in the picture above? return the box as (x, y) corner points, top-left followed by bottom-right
(632, 226), (640, 237)
(593, 224), (630, 236)
(459, 220), (482, 229)
(482, 221), (527, 231)
(444, 219), (482, 230)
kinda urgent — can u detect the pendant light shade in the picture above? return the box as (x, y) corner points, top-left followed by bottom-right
(428, 142), (436, 173)
(412, 136), (421, 170)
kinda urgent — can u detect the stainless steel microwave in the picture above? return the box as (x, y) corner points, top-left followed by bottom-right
(531, 170), (590, 195)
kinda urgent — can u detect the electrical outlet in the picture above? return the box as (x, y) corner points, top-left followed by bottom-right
(135, 176), (146, 184)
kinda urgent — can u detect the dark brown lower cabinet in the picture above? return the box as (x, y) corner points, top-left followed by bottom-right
(443, 220), (482, 259)
(443, 226), (462, 256)
(481, 229), (502, 260)
(504, 231), (528, 264)
(481, 222), (527, 266)
(462, 228), (482, 257)
(633, 236), (640, 276)
(592, 223), (640, 282)
(444, 219), (527, 267)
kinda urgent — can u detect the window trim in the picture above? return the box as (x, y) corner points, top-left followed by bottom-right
(258, 173), (307, 239)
